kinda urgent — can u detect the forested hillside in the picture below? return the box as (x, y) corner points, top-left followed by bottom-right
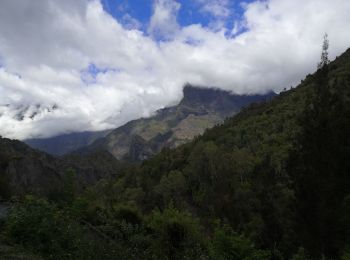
(1, 49), (349, 259)
(0, 137), (121, 198)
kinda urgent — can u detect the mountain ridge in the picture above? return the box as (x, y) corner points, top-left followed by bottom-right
(0, 135), (121, 198)
(25, 129), (111, 156)
(76, 85), (276, 161)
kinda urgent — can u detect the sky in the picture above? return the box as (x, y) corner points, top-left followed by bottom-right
(0, 0), (350, 140)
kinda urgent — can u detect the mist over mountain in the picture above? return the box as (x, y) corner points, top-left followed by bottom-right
(0, 103), (58, 122)
(76, 85), (275, 161)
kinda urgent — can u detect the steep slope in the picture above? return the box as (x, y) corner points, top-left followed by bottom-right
(0, 136), (120, 198)
(25, 129), (111, 156)
(95, 49), (350, 258)
(0, 137), (61, 198)
(80, 85), (275, 161)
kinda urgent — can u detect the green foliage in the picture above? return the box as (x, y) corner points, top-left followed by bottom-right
(62, 168), (77, 204)
(154, 170), (187, 208)
(342, 249), (350, 260)
(0, 155), (12, 199)
(291, 247), (309, 260)
(4, 196), (84, 258)
(289, 63), (350, 258)
(2, 196), (148, 259)
(47, 168), (78, 205)
(209, 224), (270, 260)
(147, 207), (206, 259)
(0, 173), (11, 200)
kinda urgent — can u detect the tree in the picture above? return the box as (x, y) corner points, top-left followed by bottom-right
(289, 38), (350, 257)
(62, 168), (77, 204)
(209, 224), (271, 260)
(147, 207), (205, 259)
(317, 33), (330, 69)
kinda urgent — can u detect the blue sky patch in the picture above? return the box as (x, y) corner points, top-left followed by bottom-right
(81, 63), (116, 84)
(101, 0), (256, 35)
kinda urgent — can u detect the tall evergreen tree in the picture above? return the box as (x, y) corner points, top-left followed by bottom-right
(290, 36), (350, 258)
(318, 33), (330, 69)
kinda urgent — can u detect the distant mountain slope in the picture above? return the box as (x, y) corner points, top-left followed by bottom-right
(0, 136), (120, 198)
(79, 85), (275, 161)
(25, 130), (111, 156)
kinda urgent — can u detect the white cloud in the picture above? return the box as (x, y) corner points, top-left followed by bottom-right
(194, 0), (233, 31)
(148, 0), (181, 39)
(120, 13), (142, 30)
(0, 0), (350, 139)
(196, 0), (231, 18)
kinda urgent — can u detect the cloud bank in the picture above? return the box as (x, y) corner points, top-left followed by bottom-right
(0, 0), (350, 139)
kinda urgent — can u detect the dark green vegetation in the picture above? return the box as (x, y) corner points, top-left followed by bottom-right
(1, 49), (350, 259)
(76, 85), (275, 161)
(0, 137), (121, 197)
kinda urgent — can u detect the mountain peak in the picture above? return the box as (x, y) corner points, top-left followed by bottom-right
(181, 84), (276, 115)
(181, 84), (229, 105)
(26, 85), (275, 160)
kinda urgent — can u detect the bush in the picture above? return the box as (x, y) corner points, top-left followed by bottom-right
(209, 224), (270, 260)
(147, 207), (206, 259)
(4, 196), (86, 258)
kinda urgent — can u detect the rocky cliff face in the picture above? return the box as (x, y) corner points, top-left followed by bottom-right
(78, 85), (275, 161)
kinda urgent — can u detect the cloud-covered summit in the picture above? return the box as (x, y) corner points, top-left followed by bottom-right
(0, 0), (350, 139)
